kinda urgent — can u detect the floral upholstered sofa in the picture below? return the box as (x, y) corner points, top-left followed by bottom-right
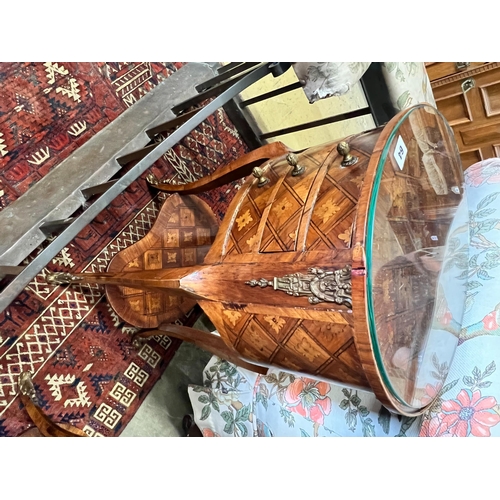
(187, 158), (500, 437)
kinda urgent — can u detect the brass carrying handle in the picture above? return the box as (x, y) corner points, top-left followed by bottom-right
(456, 62), (470, 70)
(147, 141), (291, 193)
(461, 78), (475, 94)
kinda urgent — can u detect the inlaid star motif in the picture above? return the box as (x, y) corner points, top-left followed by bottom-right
(236, 209), (253, 231)
(350, 173), (364, 189)
(316, 200), (340, 224)
(338, 226), (352, 247)
(223, 310), (242, 326)
(273, 197), (293, 217)
(129, 298), (143, 312)
(246, 234), (258, 247)
(264, 315), (286, 334)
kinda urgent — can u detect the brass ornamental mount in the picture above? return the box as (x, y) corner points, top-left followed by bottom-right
(131, 333), (147, 350)
(252, 166), (269, 187)
(337, 141), (358, 167)
(46, 272), (83, 285)
(286, 153), (305, 176)
(245, 265), (352, 307)
(146, 173), (176, 186)
(146, 173), (160, 186)
(18, 371), (37, 403)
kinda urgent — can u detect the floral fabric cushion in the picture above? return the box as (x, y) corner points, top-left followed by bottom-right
(188, 159), (500, 437)
(381, 62), (436, 110)
(292, 62), (436, 110)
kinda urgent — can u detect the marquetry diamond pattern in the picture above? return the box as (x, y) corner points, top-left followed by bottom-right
(211, 301), (366, 387)
(260, 153), (321, 253)
(106, 194), (219, 329)
(227, 162), (282, 255)
(305, 152), (369, 251)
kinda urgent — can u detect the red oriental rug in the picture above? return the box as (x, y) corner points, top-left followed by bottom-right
(0, 62), (248, 437)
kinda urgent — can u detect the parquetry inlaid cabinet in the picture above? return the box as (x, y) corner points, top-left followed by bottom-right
(48, 104), (468, 416)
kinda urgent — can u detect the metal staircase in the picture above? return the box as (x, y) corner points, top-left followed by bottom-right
(0, 62), (290, 313)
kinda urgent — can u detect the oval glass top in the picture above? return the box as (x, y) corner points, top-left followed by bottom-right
(366, 104), (468, 412)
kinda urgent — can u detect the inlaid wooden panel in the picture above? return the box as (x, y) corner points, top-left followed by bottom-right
(435, 92), (472, 126)
(226, 161), (285, 255)
(200, 301), (370, 389)
(481, 81), (500, 116)
(105, 194), (219, 328)
(224, 143), (342, 257)
(186, 131), (380, 389)
(260, 153), (322, 252)
(460, 149), (483, 169)
(305, 145), (370, 252)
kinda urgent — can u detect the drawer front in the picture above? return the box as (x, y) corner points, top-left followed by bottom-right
(305, 130), (379, 251)
(225, 143), (337, 257)
(225, 159), (291, 256)
(426, 62), (487, 83)
(259, 152), (324, 252)
(223, 130), (380, 259)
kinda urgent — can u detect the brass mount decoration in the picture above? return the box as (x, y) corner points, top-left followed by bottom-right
(146, 173), (177, 186)
(146, 173), (161, 186)
(252, 166), (269, 187)
(46, 272), (84, 285)
(246, 265), (352, 307)
(131, 332), (147, 350)
(18, 371), (37, 403)
(286, 153), (305, 176)
(337, 141), (358, 167)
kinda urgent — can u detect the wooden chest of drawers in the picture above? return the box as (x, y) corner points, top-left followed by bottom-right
(427, 62), (500, 168)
